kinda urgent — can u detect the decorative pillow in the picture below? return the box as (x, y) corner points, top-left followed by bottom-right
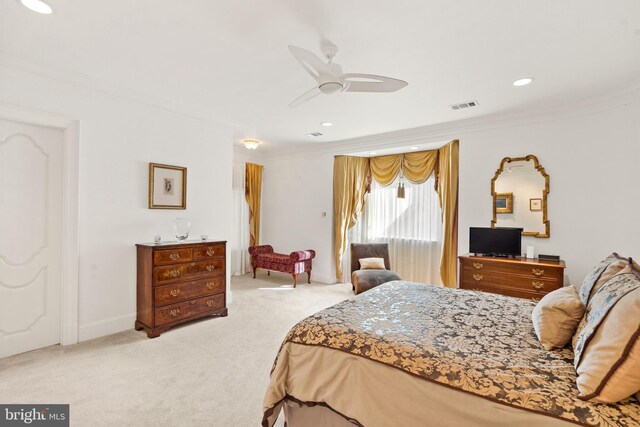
(577, 253), (628, 305)
(359, 257), (385, 270)
(532, 286), (585, 350)
(573, 264), (640, 403)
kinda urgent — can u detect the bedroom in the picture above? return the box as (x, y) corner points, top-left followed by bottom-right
(1, 1), (639, 426)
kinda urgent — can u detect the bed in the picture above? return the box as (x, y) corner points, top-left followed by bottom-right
(262, 281), (640, 427)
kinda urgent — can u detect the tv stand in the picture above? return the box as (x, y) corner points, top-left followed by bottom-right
(458, 254), (565, 300)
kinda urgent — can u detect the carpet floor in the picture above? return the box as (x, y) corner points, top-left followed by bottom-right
(0, 273), (353, 426)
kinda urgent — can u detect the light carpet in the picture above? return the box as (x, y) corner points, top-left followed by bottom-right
(0, 273), (353, 426)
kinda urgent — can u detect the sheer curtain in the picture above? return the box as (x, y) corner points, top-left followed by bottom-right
(231, 160), (251, 276)
(344, 174), (443, 284)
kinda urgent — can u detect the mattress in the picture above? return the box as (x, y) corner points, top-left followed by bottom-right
(262, 281), (640, 427)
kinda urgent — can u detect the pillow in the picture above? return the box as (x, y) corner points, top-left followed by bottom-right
(359, 257), (385, 270)
(573, 264), (640, 403)
(532, 286), (585, 350)
(577, 253), (628, 305)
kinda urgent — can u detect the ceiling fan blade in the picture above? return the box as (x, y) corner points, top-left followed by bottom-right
(289, 86), (322, 108)
(343, 73), (408, 93)
(289, 45), (331, 81)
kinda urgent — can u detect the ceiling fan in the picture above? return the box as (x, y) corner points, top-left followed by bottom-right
(288, 43), (408, 108)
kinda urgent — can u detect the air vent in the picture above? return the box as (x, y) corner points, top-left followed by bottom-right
(450, 100), (479, 110)
(306, 132), (323, 137)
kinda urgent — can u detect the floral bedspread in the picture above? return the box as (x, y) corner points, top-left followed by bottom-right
(276, 281), (640, 427)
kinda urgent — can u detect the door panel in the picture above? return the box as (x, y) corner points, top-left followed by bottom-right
(0, 118), (63, 358)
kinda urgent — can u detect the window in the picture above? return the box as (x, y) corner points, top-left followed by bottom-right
(346, 174), (443, 284)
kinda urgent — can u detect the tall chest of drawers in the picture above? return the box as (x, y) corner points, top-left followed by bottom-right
(135, 240), (227, 338)
(459, 254), (565, 301)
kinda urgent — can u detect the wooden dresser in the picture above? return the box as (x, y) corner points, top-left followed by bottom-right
(135, 240), (227, 338)
(459, 254), (565, 301)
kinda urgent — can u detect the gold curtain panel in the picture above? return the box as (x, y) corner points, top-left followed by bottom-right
(245, 162), (263, 247)
(333, 156), (371, 281)
(437, 140), (459, 288)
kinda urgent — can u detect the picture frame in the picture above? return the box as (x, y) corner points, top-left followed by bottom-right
(530, 198), (542, 211)
(148, 163), (187, 209)
(494, 192), (513, 214)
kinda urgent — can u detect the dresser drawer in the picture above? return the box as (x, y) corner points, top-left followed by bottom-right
(153, 259), (225, 284)
(462, 259), (561, 281)
(155, 294), (226, 326)
(153, 248), (193, 265)
(460, 282), (543, 302)
(193, 244), (225, 260)
(154, 276), (226, 306)
(461, 269), (560, 293)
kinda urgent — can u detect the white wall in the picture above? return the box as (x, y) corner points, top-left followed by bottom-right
(458, 94), (640, 285)
(260, 86), (640, 286)
(0, 66), (234, 341)
(261, 152), (336, 284)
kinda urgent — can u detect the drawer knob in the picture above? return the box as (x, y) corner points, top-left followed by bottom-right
(206, 282), (216, 290)
(169, 289), (180, 297)
(169, 309), (180, 317)
(473, 262), (483, 269)
(206, 265), (216, 272)
(206, 300), (216, 307)
(169, 252), (180, 261)
(532, 281), (545, 290)
(169, 269), (182, 278)
(532, 268), (544, 277)
(206, 248), (215, 257)
(473, 274), (483, 281)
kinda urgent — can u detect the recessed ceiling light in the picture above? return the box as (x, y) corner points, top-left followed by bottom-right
(370, 152), (377, 155)
(19, 0), (53, 14)
(320, 122), (333, 127)
(410, 146), (419, 150)
(513, 77), (534, 87)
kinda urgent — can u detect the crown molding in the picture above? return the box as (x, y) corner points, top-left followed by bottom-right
(233, 144), (267, 164)
(260, 80), (640, 160)
(0, 51), (238, 129)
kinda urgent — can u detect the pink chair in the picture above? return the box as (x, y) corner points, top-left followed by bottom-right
(248, 245), (315, 287)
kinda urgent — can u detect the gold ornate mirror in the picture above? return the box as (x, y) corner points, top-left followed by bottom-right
(491, 155), (550, 238)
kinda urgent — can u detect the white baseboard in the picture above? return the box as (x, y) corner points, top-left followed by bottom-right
(78, 313), (136, 342)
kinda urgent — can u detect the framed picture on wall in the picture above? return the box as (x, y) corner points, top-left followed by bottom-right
(148, 163), (187, 209)
(495, 193), (513, 214)
(530, 198), (542, 211)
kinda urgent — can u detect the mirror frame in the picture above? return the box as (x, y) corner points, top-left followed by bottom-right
(491, 154), (550, 238)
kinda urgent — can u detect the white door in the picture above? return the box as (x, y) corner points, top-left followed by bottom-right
(0, 118), (63, 358)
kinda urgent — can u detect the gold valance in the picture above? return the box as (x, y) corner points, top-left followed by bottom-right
(370, 150), (439, 186)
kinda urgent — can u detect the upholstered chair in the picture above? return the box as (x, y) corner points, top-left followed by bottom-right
(350, 243), (401, 294)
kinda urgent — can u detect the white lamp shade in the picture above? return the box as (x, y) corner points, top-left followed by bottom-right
(242, 139), (261, 150)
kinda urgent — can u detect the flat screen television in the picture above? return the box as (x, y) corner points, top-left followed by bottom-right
(469, 227), (523, 257)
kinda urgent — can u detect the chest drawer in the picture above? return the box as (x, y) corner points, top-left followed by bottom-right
(461, 260), (560, 281)
(154, 294), (226, 326)
(461, 269), (561, 293)
(193, 244), (225, 260)
(153, 248), (193, 265)
(460, 282), (543, 302)
(154, 276), (226, 306)
(153, 259), (225, 284)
